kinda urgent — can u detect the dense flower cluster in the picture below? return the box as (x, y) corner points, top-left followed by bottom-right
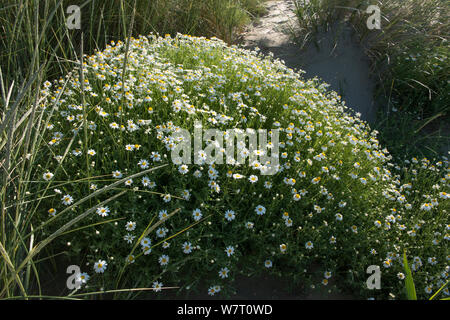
(36, 34), (449, 299)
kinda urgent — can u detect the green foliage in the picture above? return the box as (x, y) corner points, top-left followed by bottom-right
(403, 251), (417, 300)
(28, 34), (449, 299)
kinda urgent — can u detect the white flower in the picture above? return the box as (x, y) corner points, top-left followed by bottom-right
(153, 281), (163, 293)
(125, 221), (136, 231)
(61, 194), (74, 205)
(178, 164), (189, 174)
(112, 170), (123, 178)
(225, 245), (235, 257)
(94, 259), (107, 273)
(159, 255), (169, 266)
(123, 233), (135, 244)
(192, 208), (202, 221)
(77, 272), (90, 284)
(43, 172), (54, 181)
(156, 227), (168, 238)
(182, 242), (192, 254)
(219, 267), (230, 279)
(224, 210), (236, 221)
(138, 159), (149, 169)
(255, 205), (266, 215)
(96, 206), (110, 217)
(140, 237), (151, 247)
(163, 194), (171, 203)
(248, 175), (258, 183)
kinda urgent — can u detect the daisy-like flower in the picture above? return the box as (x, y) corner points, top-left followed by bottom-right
(218, 267), (230, 279)
(225, 245), (235, 257)
(123, 233), (135, 244)
(264, 181), (272, 189)
(322, 279), (329, 286)
(224, 210), (236, 221)
(181, 190), (191, 200)
(77, 272), (90, 285)
(124, 178), (133, 186)
(324, 271), (332, 279)
(141, 176), (151, 187)
(383, 259), (392, 268)
(158, 209), (169, 220)
(156, 227), (168, 238)
(138, 159), (149, 169)
(43, 172), (54, 181)
(397, 272), (405, 280)
(264, 260), (273, 268)
(245, 221), (254, 229)
(285, 218), (293, 227)
(255, 205), (266, 215)
(163, 194), (171, 203)
(94, 260), (107, 273)
(182, 242), (193, 254)
(125, 144), (135, 151)
(61, 194), (74, 206)
(87, 149), (96, 156)
(96, 206), (110, 217)
(153, 281), (163, 293)
(142, 245), (152, 255)
(126, 255), (135, 264)
(159, 255), (169, 266)
(248, 175), (258, 183)
(424, 285), (433, 294)
(208, 286), (217, 296)
(140, 237), (151, 247)
(305, 241), (314, 250)
(112, 170), (123, 178)
(125, 221), (136, 231)
(192, 208), (202, 221)
(335, 213), (343, 221)
(178, 164), (189, 174)
(48, 208), (56, 216)
(279, 244), (287, 253)
(150, 151), (161, 162)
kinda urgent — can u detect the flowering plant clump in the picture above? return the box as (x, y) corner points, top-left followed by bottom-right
(35, 34), (449, 299)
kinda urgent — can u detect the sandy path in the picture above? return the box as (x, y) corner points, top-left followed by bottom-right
(239, 0), (377, 124)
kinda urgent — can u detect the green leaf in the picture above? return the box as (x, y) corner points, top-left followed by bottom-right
(403, 251), (417, 300)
